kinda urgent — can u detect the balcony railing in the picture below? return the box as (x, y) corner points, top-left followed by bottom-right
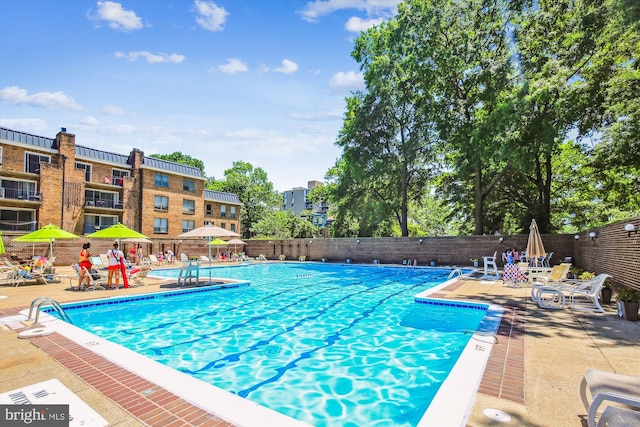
(0, 221), (37, 232)
(0, 187), (41, 201)
(85, 198), (122, 209)
(101, 176), (126, 186)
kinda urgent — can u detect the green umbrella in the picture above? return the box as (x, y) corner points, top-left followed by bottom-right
(85, 223), (148, 244)
(0, 230), (5, 255)
(12, 224), (79, 258)
(209, 238), (228, 257)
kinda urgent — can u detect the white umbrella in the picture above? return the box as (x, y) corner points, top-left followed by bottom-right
(178, 225), (239, 284)
(121, 237), (153, 244)
(178, 225), (240, 238)
(526, 219), (546, 267)
(226, 238), (246, 253)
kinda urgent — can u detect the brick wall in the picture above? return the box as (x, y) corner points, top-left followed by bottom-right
(244, 217), (640, 292)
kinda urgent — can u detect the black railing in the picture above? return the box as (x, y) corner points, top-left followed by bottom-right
(85, 198), (121, 209)
(0, 188), (41, 201)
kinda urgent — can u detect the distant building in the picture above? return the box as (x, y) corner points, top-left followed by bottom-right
(0, 127), (242, 238)
(282, 180), (330, 230)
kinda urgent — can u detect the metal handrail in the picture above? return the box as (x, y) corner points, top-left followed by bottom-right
(28, 297), (73, 324)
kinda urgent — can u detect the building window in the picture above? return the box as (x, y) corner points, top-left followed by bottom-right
(155, 173), (169, 187)
(154, 218), (168, 234)
(204, 221), (214, 226)
(0, 146), (3, 169)
(220, 223), (226, 229)
(230, 223), (236, 232)
(220, 204), (226, 217)
(0, 178), (38, 200)
(83, 214), (117, 234)
(183, 199), (195, 214)
(182, 220), (195, 233)
(230, 206), (236, 219)
(75, 162), (92, 181)
(205, 203), (212, 216)
(154, 196), (169, 211)
(183, 178), (195, 192)
(25, 152), (50, 174)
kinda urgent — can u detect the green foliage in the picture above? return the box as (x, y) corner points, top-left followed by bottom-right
(616, 287), (639, 303)
(251, 210), (317, 239)
(150, 152), (206, 176)
(208, 161), (281, 239)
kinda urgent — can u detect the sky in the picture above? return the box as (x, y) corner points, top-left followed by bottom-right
(0, 0), (401, 192)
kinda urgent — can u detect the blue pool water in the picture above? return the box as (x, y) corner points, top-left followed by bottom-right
(55, 263), (488, 427)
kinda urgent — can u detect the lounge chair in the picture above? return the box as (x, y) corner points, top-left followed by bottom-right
(563, 274), (612, 313)
(70, 264), (106, 291)
(579, 369), (640, 427)
(180, 252), (189, 262)
(530, 263), (572, 301)
(148, 254), (161, 265)
(483, 251), (498, 277)
(128, 265), (150, 287)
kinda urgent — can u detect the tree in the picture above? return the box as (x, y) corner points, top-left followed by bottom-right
(333, 15), (440, 237)
(150, 152), (206, 176)
(208, 161), (281, 239)
(251, 210), (317, 239)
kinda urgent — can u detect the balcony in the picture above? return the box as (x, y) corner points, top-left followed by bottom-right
(85, 198), (122, 209)
(0, 187), (42, 201)
(0, 221), (37, 232)
(101, 176), (126, 186)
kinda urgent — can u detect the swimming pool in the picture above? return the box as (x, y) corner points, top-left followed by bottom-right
(42, 263), (501, 426)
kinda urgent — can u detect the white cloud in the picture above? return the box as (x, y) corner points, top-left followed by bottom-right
(194, 0), (228, 31)
(299, 0), (400, 23)
(345, 16), (385, 33)
(0, 86), (82, 110)
(215, 58), (248, 74)
(89, 1), (143, 32)
(273, 59), (299, 75)
(114, 51), (185, 63)
(0, 118), (48, 131)
(101, 104), (127, 116)
(80, 116), (99, 125)
(329, 71), (365, 92)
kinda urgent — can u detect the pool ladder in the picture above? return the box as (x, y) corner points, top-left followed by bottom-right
(28, 297), (73, 325)
(447, 268), (464, 279)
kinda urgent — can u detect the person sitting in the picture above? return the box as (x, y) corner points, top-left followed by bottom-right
(156, 252), (164, 265)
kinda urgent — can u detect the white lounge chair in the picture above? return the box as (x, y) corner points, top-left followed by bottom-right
(483, 251), (498, 277)
(560, 274), (612, 313)
(580, 369), (640, 427)
(530, 263), (572, 301)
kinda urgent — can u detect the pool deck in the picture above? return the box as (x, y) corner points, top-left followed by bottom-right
(1, 264), (638, 426)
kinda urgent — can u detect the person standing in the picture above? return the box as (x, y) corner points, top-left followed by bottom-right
(107, 242), (124, 289)
(78, 242), (92, 290)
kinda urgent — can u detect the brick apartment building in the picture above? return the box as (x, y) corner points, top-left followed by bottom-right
(0, 126), (241, 256)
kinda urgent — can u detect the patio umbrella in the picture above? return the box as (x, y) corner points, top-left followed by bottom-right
(86, 223), (148, 288)
(209, 238), (228, 258)
(85, 223), (148, 244)
(526, 219), (546, 266)
(121, 237), (153, 244)
(0, 231), (4, 255)
(178, 225), (240, 238)
(12, 224), (79, 259)
(226, 238), (246, 253)
(178, 225), (240, 284)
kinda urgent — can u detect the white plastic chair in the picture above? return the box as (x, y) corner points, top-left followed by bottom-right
(483, 251), (498, 276)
